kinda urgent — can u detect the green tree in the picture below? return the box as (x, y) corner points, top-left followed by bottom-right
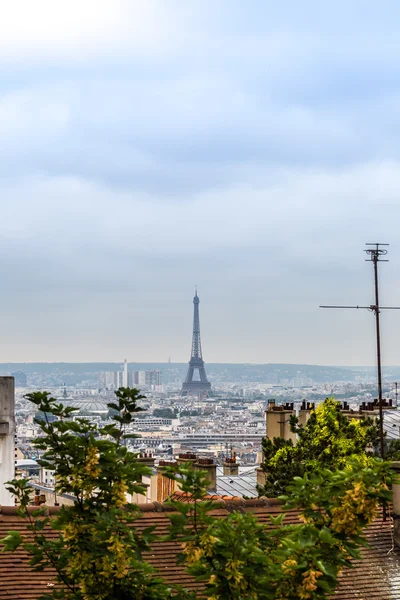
(2, 389), (190, 600)
(163, 458), (391, 600)
(258, 397), (379, 497)
(153, 408), (175, 419)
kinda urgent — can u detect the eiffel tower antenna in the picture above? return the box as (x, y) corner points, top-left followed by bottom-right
(181, 289), (211, 396)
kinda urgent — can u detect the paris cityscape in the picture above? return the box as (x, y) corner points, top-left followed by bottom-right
(5, 287), (400, 504)
(3, 1), (400, 598)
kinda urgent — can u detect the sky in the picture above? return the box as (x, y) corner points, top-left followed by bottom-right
(2, 0), (400, 365)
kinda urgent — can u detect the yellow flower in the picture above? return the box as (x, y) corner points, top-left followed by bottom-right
(182, 541), (205, 565)
(84, 446), (100, 478)
(331, 481), (378, 535)
(225, 559), (245, 584)
(282, 559), (297, 576)
(112, 479), (128, 506)
(298, 569), (323, 598)
(200, 533), (219, 556)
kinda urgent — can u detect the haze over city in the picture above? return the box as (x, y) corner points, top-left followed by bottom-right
(2, 1), (400, 365)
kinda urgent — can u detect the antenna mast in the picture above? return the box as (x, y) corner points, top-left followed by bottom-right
(364, 243), (388, 454)
(320, 243), (399, 461)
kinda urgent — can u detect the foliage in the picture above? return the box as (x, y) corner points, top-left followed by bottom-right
(1, 391), (392, 600)
(1, 388), (189, 600)
(258, 397), (379, 497)
(163, 459), (391, 600)
(153, 408), (176, 419)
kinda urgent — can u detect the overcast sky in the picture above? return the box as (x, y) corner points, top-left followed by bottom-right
(2, 1), (400, 365)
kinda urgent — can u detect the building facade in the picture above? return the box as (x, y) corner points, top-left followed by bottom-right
(0, 377), (15, 506)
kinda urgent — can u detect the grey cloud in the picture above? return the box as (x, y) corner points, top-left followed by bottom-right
(1, 2), (400, 363)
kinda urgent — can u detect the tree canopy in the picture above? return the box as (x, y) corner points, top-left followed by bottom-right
(258, 397), (379, 497)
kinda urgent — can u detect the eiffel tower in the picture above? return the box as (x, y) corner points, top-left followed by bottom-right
(181, 289), (211, 396)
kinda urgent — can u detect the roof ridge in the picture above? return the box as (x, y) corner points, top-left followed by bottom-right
(0, 496), (284, 515)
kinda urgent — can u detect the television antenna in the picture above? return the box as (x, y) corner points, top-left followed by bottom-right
(320, 244), (400, 461)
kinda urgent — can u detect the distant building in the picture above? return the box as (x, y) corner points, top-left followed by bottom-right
(134, 370), (162, 387)
(40, 467), (55, 487)
(98, 372), (116, 389)
(98, 371), (133, 390)
(65, 398), (109, 416)
(123, 359), (128, 387)
(134, 371), (146, 386)
(11, 371), (27, 387)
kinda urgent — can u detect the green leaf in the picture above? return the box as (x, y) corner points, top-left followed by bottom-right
(0, 530), (23, 551)
(319, 527), (335, 544)
(269, 513), (285, 526)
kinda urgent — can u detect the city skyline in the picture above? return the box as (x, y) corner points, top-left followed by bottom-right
(2, 2), (400, 365)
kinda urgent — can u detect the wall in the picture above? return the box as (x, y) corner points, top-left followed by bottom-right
(0, 377), (15, 506)
(266, 410), (297, 443)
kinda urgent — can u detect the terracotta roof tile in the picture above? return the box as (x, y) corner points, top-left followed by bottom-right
(0, 504), (398, 599)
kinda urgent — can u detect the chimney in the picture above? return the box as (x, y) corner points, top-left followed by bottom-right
(157, 459), (177, 502)
(195, 457), (217, 491)
(223, 453), (239, 476)
(137, 452), (155, 468)
(170, 454), (217, 492)
(0, 377), (15, 506)
(176, 452), (197, 466)
(266, 403), (296, 443)
(392, 462), (400, 546)
(256, 467), (267, 487)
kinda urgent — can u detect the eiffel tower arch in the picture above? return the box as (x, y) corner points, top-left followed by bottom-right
(181, 290), (211, 396)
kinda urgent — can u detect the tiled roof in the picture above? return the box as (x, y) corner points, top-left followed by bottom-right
(0, 503), (399, 599)
(168, 490), (243, 502)
(384, 410), (400, 440)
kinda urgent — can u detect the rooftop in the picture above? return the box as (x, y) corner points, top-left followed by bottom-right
(0, 502), (398, 599)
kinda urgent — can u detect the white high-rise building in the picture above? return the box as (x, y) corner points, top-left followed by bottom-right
(123, 359), (128, 387)
(136, 370), (147, 386)
(99, 368), (133, 390)
(134, 370), (162, 388)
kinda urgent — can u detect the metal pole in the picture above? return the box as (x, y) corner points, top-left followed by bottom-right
(320, 243), (393, 522)
(372, 253), (385, 459)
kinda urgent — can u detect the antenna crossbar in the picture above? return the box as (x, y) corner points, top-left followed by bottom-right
(320, 305), (400, 310)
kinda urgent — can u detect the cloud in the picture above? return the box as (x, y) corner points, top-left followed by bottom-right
(1, 1), (400, 363)
(0, 160), (399, 364)
(0, 159), (398, 277)
(0, 1), (183, 63)
(2, 1), (400, 193)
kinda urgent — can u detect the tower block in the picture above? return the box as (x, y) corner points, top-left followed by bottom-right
(181, 290), (211, 396)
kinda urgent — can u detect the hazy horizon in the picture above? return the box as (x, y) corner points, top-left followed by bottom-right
(0, 360), (395, 370)
(2, 2), (400, 365)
